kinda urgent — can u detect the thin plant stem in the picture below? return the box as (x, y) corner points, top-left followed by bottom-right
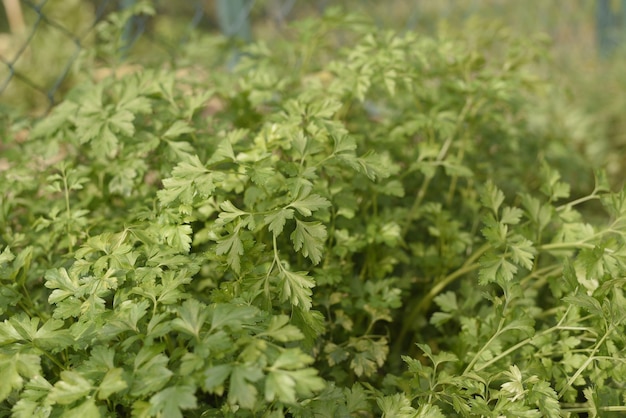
(558, 325), (612, 398)
(471, 305), (574, 373)
(396, 242), (490, 349)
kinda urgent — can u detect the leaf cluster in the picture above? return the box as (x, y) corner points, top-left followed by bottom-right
(1, 6), (625, 417)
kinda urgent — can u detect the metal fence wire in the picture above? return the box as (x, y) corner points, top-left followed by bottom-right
(0, 0), (110, 110)
(0, 0), (212, 113)
(0, 0), (624, 114)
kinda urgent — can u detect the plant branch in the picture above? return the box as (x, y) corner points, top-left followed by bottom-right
(471, 305), (574, 373)
(396, 242), (490, 350)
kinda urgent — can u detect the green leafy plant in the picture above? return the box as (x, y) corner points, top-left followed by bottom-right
(1, 8), (625, 417)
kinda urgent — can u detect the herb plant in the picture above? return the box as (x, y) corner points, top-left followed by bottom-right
(1, 7), (625, 417)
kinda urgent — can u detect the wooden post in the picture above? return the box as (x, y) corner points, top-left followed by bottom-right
(2, 0), (25, 34)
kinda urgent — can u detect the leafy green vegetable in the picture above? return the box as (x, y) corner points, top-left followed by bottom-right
(1, 5), (625, 417)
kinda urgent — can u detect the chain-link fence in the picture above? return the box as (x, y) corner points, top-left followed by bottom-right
(0, 0), (211, 113)
(0, 0), (624, 114)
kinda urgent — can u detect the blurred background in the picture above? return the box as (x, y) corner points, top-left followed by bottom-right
(0, 0), (625, 180)
(0, 1), (624, 109)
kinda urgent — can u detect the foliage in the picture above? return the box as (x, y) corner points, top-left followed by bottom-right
(1, 8), (626, 417)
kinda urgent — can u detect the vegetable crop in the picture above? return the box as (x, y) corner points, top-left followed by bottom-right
(1, 8), (625, 417)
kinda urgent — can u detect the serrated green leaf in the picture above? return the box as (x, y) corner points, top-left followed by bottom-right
(290, 219), (327, 264)
(265, 369), (298, 404)
(377, 393), (417, 418)
(154, 270), (193, 306)
(563, 294), (603, 317)
(509, 235), (535, 270)
(12, 397), (52, 418)
(540, 163), (570, 201)
(162, 224), (193, 253)
(0, 353), (41, 402)
(262, 315), (304, 342)
(272, 348), (314, 370)
(210, 303), (259, 331)
(377, 221), (402, 247)
(131, 347), (173, 397)
(0, 314), (73, 351)
(47, 371), (92, 405)
(479, 253), (518, 284)
(171, 299), (209, 338)
(481, 215), (507, 246)
(266, 348), (325, 402)
(292, 308), (325, 349)
(207, 138), (236, 164)
(279, 269), (315, 309)
(430, 312), (453, 327)
(99, 300), (149, 339)
(228, 365), (263, 409)
(501, 206), (524, 225)
(203, 364), (232, 392)
(149, 385), (198, 418)
(333, 134), (357, 156)
(33, 318), (74, 351)
(98, 368), (127, 400)
(45, 268), (79, 304)
(29, 100), (77, 138)
(433, 291), (458, 313)
(266, 366), (325, 405)
(481, 180), (505, 215)
(354, 151), (391, 181)
(520, 193), (553, 231)
(501, 365), (525, 401)
(349, 337), (388, 377)
(158, 155), (219, 206)
(431, 351), (458, 368)
(12, 375), (52, 418)
(163, 120), (195, 139)
(416, 342), (433, 361)
(441, 160), (473, 178)
(63, 398), (101, 418)
(215, 226), (244, 273)
(377, 179), (405, 197)
(217, 201), (247, 225)
(265, 208), (294, 236)
(594, 169), (610, 193)
(416, 403), (446, 418)
(502, 318), (535, 336)
(0, 246), (14, 267)
(289, 193), (331, 217)
(583, 387), (598, 418)
(166, 139), (196, 159)
(527, 380), (560, 418)
(131, 400), (151, 418)
(247, 163), (277, 187)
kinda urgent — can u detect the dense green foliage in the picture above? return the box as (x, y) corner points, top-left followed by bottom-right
(1, 8), (625, 417)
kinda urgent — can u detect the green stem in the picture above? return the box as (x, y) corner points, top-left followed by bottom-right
(401, 98), (474, 236)
(463, 316), (508, 375)
(562, 406), (626, 414)
(396, 243), (490, 349)
(402, 175), (433, 236)
(556, 193), (599, 212)
(415, 259), (481, 314)
(61, 166), (73, 253)
(520, 264), (563, 288)
(472, 305), (573, 373)
(263, 235), (279, 304)
(38, 347), (66, 370)
(539, 222), (624, 253)
(538, 242), (598, 252)
(558, 325), (612, 398)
